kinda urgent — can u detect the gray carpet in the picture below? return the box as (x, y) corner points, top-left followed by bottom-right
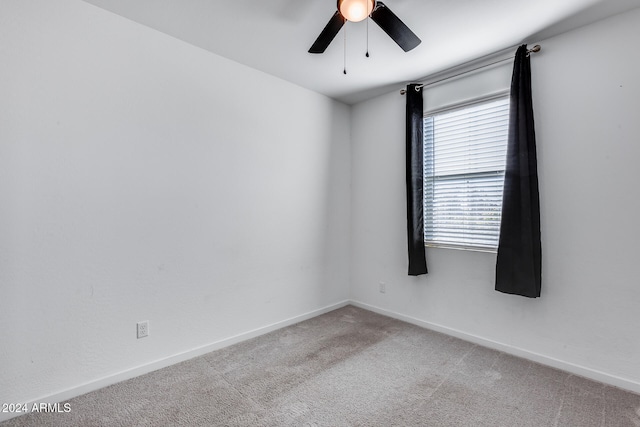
(3, 305), (640, 426)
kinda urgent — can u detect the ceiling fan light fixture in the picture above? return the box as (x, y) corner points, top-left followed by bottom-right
(338, 0), (374, 22)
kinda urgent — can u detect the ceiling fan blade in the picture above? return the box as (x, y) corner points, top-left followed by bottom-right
(309, 11), (346, 54)
(370, 1), (421, 52)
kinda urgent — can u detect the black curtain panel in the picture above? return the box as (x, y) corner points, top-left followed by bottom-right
(405, 84), (428, 276)
(495, 45), (542, 298)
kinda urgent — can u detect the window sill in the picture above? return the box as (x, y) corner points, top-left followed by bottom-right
(425, 243), (497, 254)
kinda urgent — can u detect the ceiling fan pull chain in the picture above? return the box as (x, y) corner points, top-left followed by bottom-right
(366, 16), (370, 58)
(343, 25), (347, 74)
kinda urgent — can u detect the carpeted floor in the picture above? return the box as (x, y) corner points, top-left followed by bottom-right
(3, 305), (640, 426)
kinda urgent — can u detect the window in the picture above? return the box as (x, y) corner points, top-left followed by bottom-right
(423, 95), (509, 251)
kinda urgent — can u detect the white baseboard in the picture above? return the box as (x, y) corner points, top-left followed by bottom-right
(0, 300), (350, 423)
(349, 300), (640, 395)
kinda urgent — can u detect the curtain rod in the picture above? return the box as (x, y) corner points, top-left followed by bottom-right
(400, 45), (541, 95)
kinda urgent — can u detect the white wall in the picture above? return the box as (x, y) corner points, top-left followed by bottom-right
(0, 0), (350, 411)
(350, 8), (640, 392)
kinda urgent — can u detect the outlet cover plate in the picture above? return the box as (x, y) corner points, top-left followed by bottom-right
(137, 321), (149, 339)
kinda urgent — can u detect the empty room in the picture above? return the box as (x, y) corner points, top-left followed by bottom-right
(1, 0), (639, 425)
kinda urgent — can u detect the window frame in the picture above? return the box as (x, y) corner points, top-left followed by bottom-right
(422, 91), (510, 253)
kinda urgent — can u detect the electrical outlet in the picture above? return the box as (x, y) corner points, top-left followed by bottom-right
(379, 282), (386, 293)
(137, 321), (149, 339)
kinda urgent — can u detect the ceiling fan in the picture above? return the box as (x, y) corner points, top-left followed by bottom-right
(309, 0), (421, 54)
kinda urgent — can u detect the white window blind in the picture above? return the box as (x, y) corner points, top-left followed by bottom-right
(423, 96), (509, 251)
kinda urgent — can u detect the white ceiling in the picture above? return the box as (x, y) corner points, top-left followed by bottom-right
(82, 0), (640, 104)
